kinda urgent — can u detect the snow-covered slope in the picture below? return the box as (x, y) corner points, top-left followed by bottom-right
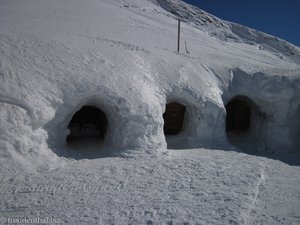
(1, 149), (300, 225)
(0, 0), (300, 224)
(153, 0), (300, 64)
(0, 0), (299, 165)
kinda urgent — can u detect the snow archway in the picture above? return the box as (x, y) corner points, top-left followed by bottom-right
(225, 96), (267, 152)
(66, 105), (108, 144)
(162, 100), (189, 149)
(163, 102), (186, 135)
(226, 98), (251, 133)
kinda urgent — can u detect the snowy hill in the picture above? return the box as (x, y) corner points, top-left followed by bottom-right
(0, 0), (300, 224)
(153, 0), (300, 64)
(0, 0), (299, 161)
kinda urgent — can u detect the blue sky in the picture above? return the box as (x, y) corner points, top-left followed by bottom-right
(183, 0), (300, 47)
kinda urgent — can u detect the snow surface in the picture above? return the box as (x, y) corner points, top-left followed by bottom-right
(0, 0), (300, 224)
(1, 149), (300, 225)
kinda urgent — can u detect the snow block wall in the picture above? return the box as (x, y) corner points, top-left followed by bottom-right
(0, 0), (299, 165)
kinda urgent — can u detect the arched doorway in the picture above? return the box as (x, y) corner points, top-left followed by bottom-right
(225, 96), (266, 152)
(226, 98), (251, 133)
(67, 105), (108, 143)
(163, 102), (186, 135)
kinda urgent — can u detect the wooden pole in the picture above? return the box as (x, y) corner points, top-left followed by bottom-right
(185, 40), (189, 54)
(177, 18), (180, 52)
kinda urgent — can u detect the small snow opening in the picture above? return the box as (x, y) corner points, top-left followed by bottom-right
(226, 98), (251, 133)
(66, 105), (108, 144)
(225, 96), (267, 152)
(163, 102), (186, 135)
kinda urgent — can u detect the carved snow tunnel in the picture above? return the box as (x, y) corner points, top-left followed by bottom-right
(225, 96), (267, 152)
(226, 98), (251, 133)
(163, 102), (186, 135)
(66, 105), (108, 144)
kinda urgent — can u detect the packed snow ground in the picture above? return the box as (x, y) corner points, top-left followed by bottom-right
(1, 149), (300, 225)
(0, 0), (300, 224)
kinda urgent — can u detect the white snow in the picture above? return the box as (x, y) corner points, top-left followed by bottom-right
(1, 149), (300, 224)
(0, 0), (299, 224)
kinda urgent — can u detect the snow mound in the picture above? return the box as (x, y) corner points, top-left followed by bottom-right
(0, 0), (299, 167)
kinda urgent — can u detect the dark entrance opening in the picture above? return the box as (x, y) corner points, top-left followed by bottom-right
(67, 105), (108, 143)
(163, 102), (186, 135)
(226, 98), (251, 133)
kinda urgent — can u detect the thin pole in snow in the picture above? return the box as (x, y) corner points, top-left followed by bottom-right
(185, 40), (189, 54)
(177, 18), (181, 52)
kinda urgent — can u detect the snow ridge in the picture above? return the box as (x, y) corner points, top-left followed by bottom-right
(153, 0), (300, 63)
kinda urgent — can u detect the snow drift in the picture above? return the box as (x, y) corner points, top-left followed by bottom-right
(0, 0), (299, 166)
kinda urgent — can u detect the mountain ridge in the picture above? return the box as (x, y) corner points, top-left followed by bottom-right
(151, 0), (300, 64)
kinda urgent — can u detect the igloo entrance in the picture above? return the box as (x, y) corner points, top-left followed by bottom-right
(226, 98), (251, 133)
(163, 102), (186, 135)
(225, 96), (266, 152)
(66, 105), (108, 144)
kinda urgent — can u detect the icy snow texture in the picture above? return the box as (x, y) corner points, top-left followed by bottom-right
(0, 0), (300, 224)
(0, 0), (299, 163)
